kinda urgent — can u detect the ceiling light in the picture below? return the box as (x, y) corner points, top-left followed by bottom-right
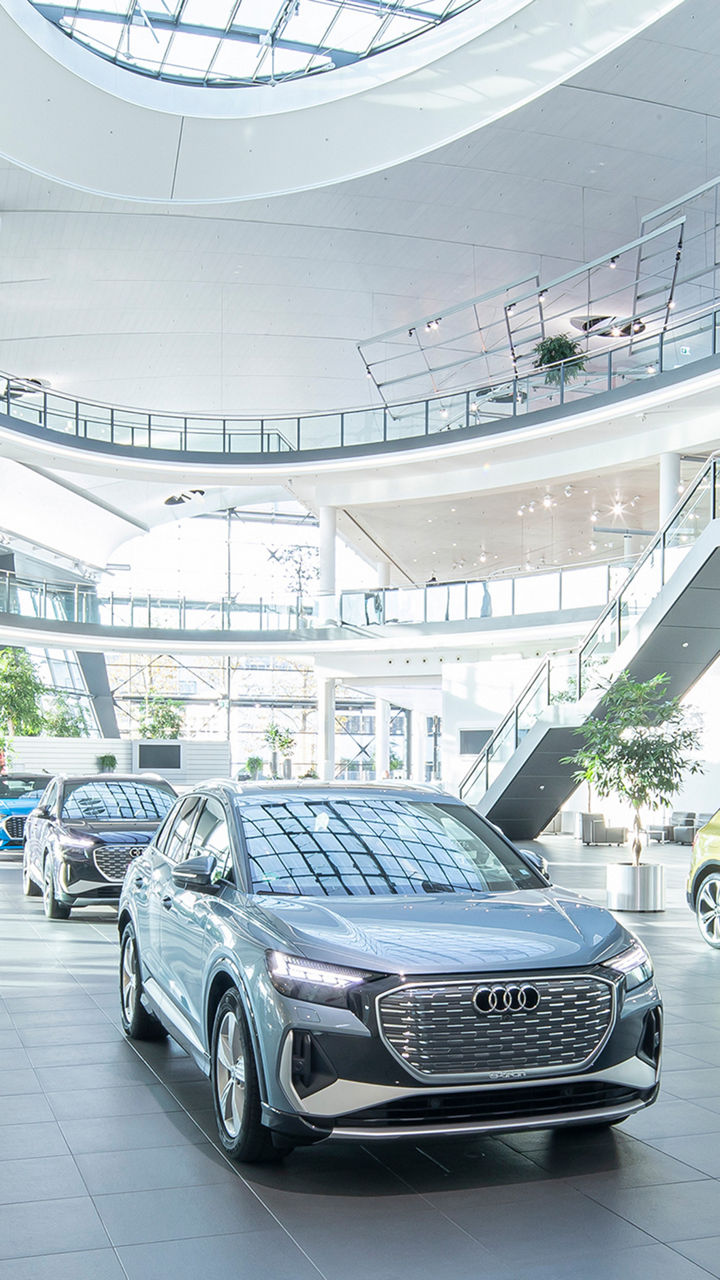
(543, 494), (553, 509)
(440, 408), (448, 419)
(591, 511), (599, 522)
(612, 501), (625, 517)
(469, 402), (478, 413)
(668, 299), (676, 310)
(611, 326), (621, 338)
(678, 484), (685, 495)
(528, 502), (535, 514)
(682, 641), (689, 648)
(408, 328), (415, 338)
(450, 507), (456, 513)
(506, 303), (516, 316)
(589, 541), (597, 551)
(564, 485), (573, 498)
(366, 367), (373, 378)
(517, 507), (525, 517)
(480, 552), (487, 563)
(538, 289), (548, 300)
(646, 365), (656, 375)
(609, 256), (619, 268)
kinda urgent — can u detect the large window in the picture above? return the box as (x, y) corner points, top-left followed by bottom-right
(31, 0), (484, 88)
(238, 796), (540, 897)
(61, 779), (175, 822)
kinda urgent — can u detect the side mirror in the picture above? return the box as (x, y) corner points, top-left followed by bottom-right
(521, 849), (551, 883)
(172, 853), (218, 891)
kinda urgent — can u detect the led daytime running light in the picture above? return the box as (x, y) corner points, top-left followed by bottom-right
(268, 951), (367, 990)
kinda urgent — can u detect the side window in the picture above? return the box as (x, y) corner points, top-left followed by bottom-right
(153, 807), (177, 857)
(163, 797), (201, 863)
(41, 781), (58, 814)
(190, 798), (234, 885)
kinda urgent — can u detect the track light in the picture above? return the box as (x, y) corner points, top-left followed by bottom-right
(611, 326), (621, 337)
(542, 494), (553, 509)
(408, 328), (415, 337)
(538, 289), (548, 300)
(564, 484), (573, 498)
(506, 303), (516, 316)
(609, 256), (618, 268)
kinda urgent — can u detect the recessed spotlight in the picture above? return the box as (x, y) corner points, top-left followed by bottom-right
(589, 542), (597, 551)
(591, 511), (599, 522)
(517, 506), (525, 517)
(528, 502), (535, 514)
(543, 494), (553, 509)
(682, 641), (689, 648)
(480, 552), (487, 563)
(564, 484), (573, 498)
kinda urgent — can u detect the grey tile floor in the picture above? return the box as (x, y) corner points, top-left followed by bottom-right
(1, 836), (719, 1279)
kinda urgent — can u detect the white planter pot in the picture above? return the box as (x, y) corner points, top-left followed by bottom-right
(606, 863), (665, 912)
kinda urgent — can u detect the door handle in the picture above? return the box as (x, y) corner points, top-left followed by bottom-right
(161, 895), (173, 911)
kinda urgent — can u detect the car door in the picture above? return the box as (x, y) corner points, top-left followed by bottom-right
(158, 796), (236, 1041)
(145, 795), (202, 985)
(26, 779), (58, 881)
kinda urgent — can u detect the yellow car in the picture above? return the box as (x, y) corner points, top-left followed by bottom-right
(687, 811), (720, 947)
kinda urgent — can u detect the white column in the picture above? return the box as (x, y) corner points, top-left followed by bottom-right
(317, 677), (336, 781)
(318, 507), (336, 625)
(411, 709), (427, 783)
(659, 453), (681, 525)
(623, 532), (633, 561)
(376, 559), (390, 588)
(375, 698), (391, 779)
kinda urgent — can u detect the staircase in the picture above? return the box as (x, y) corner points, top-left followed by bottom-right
(459, 456), (720, 840)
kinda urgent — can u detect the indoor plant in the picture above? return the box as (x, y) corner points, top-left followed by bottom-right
(563, 671), (703, 910)
(533, 333), (586, 386)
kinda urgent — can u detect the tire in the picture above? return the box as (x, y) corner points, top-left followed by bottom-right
(695, 872), (720, 949)
(119, 923), (167, 1040)
(22, 849), (40, 897)
(43, 857), (71, 920)
(211, 989), (283, 1164)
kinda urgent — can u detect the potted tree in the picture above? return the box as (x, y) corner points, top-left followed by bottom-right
(245, 755), (263, 780)
(264, 723), (296, 779)
(564, 671), (703, 911)
(533, 334), (586, 386)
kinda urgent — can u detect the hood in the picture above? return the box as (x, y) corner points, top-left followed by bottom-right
(0, 798), (41, 816)
(253, 887), (629, 975)
(62, 825), (157, 845)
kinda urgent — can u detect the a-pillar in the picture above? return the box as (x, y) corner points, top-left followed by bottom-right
(317, 677), (336, 781)
(411, 709), (427, 783)
(318, 506), (336, 624)
(659, 453), (681, 525)
(375, 698), (391, 779)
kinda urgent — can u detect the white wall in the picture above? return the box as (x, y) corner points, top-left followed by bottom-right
(441, 657), (537, 797)
(10, 738), (231, 788)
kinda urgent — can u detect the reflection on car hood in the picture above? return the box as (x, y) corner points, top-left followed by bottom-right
(0, 799), (40, 816)
(62, 826), (157, 844)
(255, 888), (628, 974)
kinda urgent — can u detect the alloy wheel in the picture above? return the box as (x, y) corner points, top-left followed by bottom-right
(121, 934), (139, 1022)
(215, 1009), (246, 1138)
(697, 874), (720, 948)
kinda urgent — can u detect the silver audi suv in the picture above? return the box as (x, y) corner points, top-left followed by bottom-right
(118, 782), (662, 1162)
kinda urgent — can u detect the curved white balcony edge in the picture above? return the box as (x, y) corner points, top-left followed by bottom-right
(0, 0), (683, 201)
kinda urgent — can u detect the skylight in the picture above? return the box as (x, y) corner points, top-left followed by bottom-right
(31, 0), (484, 87)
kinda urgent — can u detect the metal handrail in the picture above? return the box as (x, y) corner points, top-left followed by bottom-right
(459, 452), (720, 799)
(0, 296), (718, 459)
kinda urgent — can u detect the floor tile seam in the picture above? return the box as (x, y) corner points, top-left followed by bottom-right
(574, 1171), (720, 1242)
(120, 1036), (331, 1280)
(359, 1143), (503, 1259)
(665, 1240), (720, 1279)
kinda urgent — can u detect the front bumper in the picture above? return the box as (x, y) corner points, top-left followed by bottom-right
(262, 974), (662, 1144)
(55, 854), (123, 906)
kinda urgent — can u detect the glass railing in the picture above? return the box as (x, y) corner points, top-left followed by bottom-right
(0, 559), (629, 635)
(1, 302), (719, 459)
(460, 454), (720, 804)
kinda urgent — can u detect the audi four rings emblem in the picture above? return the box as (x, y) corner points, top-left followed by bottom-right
(473, 983), (541, 1013)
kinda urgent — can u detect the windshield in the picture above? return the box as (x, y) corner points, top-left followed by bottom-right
(238, 796), (541, 897)
(61, 780), (175, 823)
(0, 776), (48, 801)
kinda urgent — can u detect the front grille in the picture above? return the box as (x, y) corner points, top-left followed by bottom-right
(93, 845), (145, 881)
(333, 1082), (646, 1131)
(377, 975), (614, 1080)
(3, 815), (25, 842)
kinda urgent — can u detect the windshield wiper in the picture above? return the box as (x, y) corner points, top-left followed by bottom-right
(421, 880), (457, 894)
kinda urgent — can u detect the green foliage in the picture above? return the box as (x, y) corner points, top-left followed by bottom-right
(138, 692), (184, 740)
(533, 334), (586, 385)
(0, 647), (45, 741)
(44, 695), (87, 738)
(246, 755), (263, 779)
(264, 722), (295, 757)
(97, 753), (117, 772)
(563, 671), (703, 864)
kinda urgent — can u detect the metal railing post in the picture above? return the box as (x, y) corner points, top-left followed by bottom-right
(73, 584), (79, 622)
(560, 361), (565, 404)
(607, 350), (613, 391)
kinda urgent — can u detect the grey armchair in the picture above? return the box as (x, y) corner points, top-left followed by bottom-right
(581, 813), (626, 846)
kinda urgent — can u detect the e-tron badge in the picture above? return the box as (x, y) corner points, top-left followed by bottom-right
(473, 983), (541, 1014)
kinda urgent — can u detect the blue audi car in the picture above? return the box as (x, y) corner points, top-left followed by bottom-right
(0, 774), (50, 850)
(118, 783), (662, 1163)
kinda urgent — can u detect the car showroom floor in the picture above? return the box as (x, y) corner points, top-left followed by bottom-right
(1, 837), (720, 1280)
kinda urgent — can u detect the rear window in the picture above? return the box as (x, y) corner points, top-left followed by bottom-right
(61, 780), (175, 822)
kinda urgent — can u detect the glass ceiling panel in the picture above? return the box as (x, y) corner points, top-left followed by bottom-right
(31, 0), (484, 86)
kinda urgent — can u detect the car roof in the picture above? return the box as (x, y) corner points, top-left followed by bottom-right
(53, 773), (176, 788)
(189, 779), (458, 804)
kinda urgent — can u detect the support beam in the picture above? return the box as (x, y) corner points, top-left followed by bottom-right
(317, 677), (336, 781)
(411, 709), (427, 783)
(317, 506), (337, 625)
(659, 452), (681, 524)
(375, 698), (390, 779)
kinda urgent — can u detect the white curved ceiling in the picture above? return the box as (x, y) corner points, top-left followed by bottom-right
(0, 0), (716, 420)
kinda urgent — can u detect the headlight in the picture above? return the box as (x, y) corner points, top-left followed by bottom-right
(266, 950), (380, 1007)
(57, 832), (95, 851)
(603, 940), (653, 991)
